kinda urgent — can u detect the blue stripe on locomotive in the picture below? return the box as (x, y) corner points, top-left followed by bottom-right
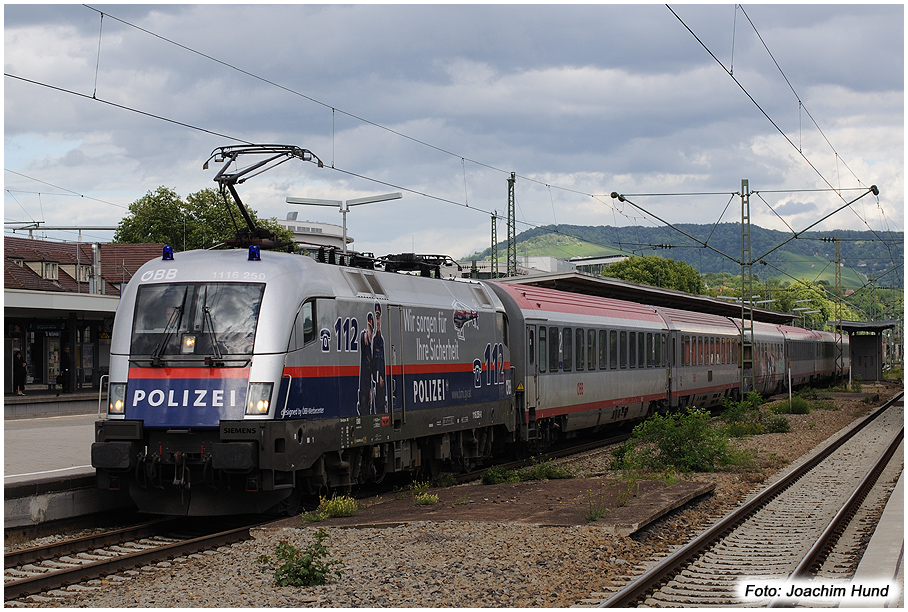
(275, 368), (508, 420)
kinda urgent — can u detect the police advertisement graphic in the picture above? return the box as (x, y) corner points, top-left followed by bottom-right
(126, 368), (249, 427)
(279, 298), (507, 420)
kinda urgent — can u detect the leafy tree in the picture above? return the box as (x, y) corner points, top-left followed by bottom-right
(601, 255), (704, 294)
(114, 186), (293, 251)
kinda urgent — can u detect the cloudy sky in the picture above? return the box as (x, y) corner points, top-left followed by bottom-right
(4, 4), (903, 259)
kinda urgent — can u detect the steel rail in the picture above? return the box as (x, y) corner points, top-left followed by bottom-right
(599, 392), (903, 608)
(4, 521), (263, 601)
(767, 426), (903, 608)
(5, 518), (182, 570)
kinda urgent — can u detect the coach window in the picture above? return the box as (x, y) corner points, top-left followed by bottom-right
(638, 333), (646, 368)
(599, 330), (608, 369)
(528, 328), (535, 367)
(628, 332), (637, 368)
(646, 333), (654, 367)
(682, 336), (689, 366)
(619, 331), (628, 369)
(658, 334), (666, 367)
(610, 330), (618, 369)
(563, 328), (573, 372)
(538, 327), (546, 373)
(587, 329), (596, 371)
(549, 326), (560, 372)
(576, 328), (585, 371)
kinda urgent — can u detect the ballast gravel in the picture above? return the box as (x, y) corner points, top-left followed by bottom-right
(12, 384), (899, 608)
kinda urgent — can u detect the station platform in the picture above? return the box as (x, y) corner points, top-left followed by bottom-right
(851, 471), (904, 608)
(5, 385), (104, 420)
(4, 395), (134, 528)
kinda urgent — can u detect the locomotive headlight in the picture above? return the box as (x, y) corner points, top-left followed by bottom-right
(181, 334), (196, 354)
(246, 382), (274, 415)
(108, 383), (127, 415)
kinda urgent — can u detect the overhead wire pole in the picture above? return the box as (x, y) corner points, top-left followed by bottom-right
(834, 237), (845, 379)
(491, 211), (499, 278)
(741, 179), (755, 396)
(507, 172), (517, 277)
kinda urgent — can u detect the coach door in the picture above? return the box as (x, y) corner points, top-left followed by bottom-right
(525, 325), (539, 413)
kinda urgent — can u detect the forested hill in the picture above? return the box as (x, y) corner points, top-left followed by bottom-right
(465, 223), (903, 289)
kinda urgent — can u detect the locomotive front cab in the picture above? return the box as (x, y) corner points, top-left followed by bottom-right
(92, 249), (304, 515)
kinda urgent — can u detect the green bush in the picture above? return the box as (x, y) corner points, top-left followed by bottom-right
(725, 421), (764, 437)
(518, 457), (573, 481)
(722, 392), (763, 423)
(414, 492), (439, 505)
(481, 466), (520, 485)
(481, 458), (573, 485)
(788, 396), (810, 414)
(257, 529), (344, 587)
(433, 473), (456, 488)
(301, 494), (359, 522)
(408, 480), (440, 505)
(763, 414), (791, 434)
(798, 387), (820, 400)
(613, 407), (750, 472)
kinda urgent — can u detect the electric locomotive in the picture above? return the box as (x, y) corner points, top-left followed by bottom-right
(92, 246), (515, 515)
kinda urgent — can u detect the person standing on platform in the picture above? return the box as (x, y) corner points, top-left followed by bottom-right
(60, 345), (72, 394)
(13, 351), (27, 396)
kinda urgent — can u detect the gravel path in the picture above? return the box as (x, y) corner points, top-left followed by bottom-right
(10, 383), (901, 608)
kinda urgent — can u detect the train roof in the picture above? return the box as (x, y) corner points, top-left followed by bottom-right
(489, 281), (664, 324)
(502, 271), (795, 325)
(653, 306), (739, 334)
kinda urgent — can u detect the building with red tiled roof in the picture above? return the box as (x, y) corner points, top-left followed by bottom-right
(4, 236), (164, 393)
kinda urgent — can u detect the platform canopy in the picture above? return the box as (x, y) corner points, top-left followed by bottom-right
(835, 319), (900, 334)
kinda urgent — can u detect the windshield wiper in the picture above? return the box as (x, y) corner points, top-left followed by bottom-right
(201, 286), (224, 366)
(151, 287), (188, 367)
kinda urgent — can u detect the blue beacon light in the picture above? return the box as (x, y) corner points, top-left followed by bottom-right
(248, 245), (261, 261)
(162, 246), (174, 261)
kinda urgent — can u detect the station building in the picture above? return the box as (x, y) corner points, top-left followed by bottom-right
(275, 213), (351, 251)
(4, 236), (163, 394)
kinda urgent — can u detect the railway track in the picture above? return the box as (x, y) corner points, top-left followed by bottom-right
(4, 430), (630, 605)
(595, 392), (903, 607)
(4, 515), (269, 603)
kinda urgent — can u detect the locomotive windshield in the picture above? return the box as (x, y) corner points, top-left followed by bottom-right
(130, 282), (265, 360)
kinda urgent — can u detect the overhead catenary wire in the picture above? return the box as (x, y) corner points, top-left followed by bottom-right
(667, 4), (896, 257)
(5, 5), (900, 286)
(5, 70), (897, 293)
(79, 3), (890, 235)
